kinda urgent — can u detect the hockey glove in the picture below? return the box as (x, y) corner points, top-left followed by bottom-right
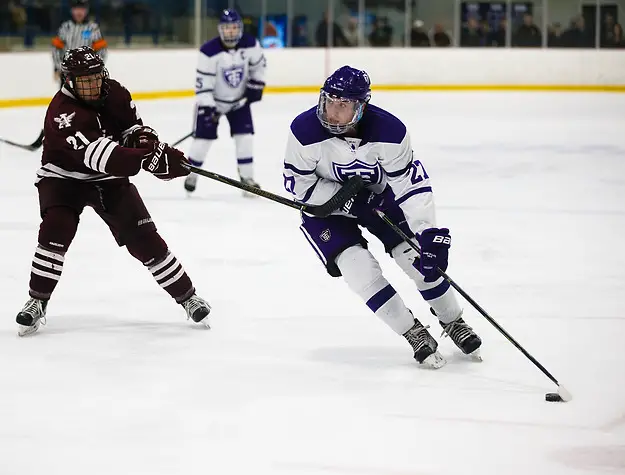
(245, 79), (265, 103)
(141, 142), (190, 180)
(124, 125), (159, 149)
(341, 189), (386, 219)
(414, 227), (451, 283)
(195, 106), (220, 138)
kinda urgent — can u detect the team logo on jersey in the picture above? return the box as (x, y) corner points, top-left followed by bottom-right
(223, 65), (245, 88)
(54, 112), (76, 129)
(320, 229), (331, 242)
(332, 159), (382, 184)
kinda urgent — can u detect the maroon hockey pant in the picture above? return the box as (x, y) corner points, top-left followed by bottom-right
(29, 178), (194, 303)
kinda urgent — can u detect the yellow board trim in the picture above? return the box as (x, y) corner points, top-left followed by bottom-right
(1, 84), (624, 109)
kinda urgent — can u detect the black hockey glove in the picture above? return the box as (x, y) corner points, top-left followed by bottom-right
(141, 142), (190, 180)
(124, 125), (159, 149)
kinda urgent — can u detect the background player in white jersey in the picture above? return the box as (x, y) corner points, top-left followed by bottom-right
(184, 9), (267, 194)
(283, 66), (482, 368)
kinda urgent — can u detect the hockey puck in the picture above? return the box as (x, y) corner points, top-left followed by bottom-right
(545, 392), (563, 402)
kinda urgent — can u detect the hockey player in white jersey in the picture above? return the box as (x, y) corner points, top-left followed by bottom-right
(283, 66), (482, 368)
(184, 9), (266, 194)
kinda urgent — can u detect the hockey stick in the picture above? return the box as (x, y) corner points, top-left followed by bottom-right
(183, 162), (364, 217)
(0, 129), (44, 151)
(171, 132), (193, 147)
(375, 209), (572, 402)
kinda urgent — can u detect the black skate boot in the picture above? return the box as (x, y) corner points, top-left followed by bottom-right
(16, 298), (48, 337)
(433, 309), (482, 358)
(184, 174), (198, 193)
(182, 294), (211, 327)
(403, 317), (446, 369)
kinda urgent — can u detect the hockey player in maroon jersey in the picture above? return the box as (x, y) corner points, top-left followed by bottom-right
(15, 46), (211, 336)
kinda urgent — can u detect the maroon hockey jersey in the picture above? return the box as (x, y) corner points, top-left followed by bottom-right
(37, 80), (152, 183)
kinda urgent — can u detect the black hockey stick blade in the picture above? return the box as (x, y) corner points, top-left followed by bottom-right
(0, 129), (44, 151)
(171, 132), (193, 147)
(183, 163), (364, 217)
(374, 208), (571, 400)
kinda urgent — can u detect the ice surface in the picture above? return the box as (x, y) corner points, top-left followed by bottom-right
(1, 92), (624, 475)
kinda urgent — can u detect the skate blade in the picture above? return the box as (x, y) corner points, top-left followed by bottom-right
(420, 351), (446, 369)
(468, 348), (483, 362)
(17, 322), (40, 337)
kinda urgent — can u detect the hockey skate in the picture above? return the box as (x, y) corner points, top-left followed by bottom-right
(403, 318), (446, 369)
(184, 174), (198, 193)
(182, 294), (211, 327)
(240, 177), (261, 197)
(16, 298), (48, 337)
(436, 310), (482, 361)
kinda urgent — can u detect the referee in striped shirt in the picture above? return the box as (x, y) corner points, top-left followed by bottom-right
(52, 0), (108, 86)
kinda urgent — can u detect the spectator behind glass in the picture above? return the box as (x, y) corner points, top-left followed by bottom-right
(369, 16), (393, 47)
(601, 13), (616, 47)
(487, 18), (506, 47)
(548, 22), (565, 47)
(561, 15), (593, 48)
(291, 15), (309, 47)
(432, 23), (451, 47)
(514, 13), (542, 47)
(315, 10), (349, 47)
(605, 23), (625, 47)
(344, 16), (361, 46)
(461, 17), (484, 46)
(410, 19), (430, 47)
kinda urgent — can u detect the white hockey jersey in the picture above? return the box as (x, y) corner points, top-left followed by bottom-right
(195, 33), (266, 114)
(283, 104), (436, 235)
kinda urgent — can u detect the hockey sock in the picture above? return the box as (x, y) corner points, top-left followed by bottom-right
(336, 245), (414, 335)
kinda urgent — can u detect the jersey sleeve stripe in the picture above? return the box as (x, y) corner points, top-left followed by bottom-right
(94, 140), (116, 173)
(196, 88), (214, 94)
(386, 162), (412, 178)
(250, 55), (265, 66)
(196, 69), (216, 76)
(395, 186), (432, 206)
(284, 162), (316, 175)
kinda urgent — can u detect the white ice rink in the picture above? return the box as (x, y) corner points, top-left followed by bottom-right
(0, 91), (624, 474)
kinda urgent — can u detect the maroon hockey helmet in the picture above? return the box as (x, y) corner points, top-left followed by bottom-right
(61, 46), (109, 106)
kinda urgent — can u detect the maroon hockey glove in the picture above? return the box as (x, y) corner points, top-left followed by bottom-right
(141, 142), (190, 180)
(124, 126), (159, 149)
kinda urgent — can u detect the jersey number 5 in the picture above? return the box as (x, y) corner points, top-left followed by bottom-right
(66, 131), (90, 150)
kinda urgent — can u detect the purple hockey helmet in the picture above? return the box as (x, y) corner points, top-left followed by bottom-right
(317, 65), (372, 135)
(218, 9), (243, 48)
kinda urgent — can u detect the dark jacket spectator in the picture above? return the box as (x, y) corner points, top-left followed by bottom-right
(604, 23), (625, 48)
(461, 17), (484, 46)
(315, 11), (349, 47)
(410, 20), (430, 47)
(369, 17), (393, 47)
(561, 16), (593, 48)
(514, 14), (542, 47)
(432, 24), (451, 46)
(547, 22), (565, 47)
(487, 19), (507, 46)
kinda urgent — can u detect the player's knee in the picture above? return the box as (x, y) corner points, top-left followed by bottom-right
(38, 206), (79, 253)
(336, 245), (384, 295)
(188, 138), (214, 163)
(126, 230), (168, 265)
